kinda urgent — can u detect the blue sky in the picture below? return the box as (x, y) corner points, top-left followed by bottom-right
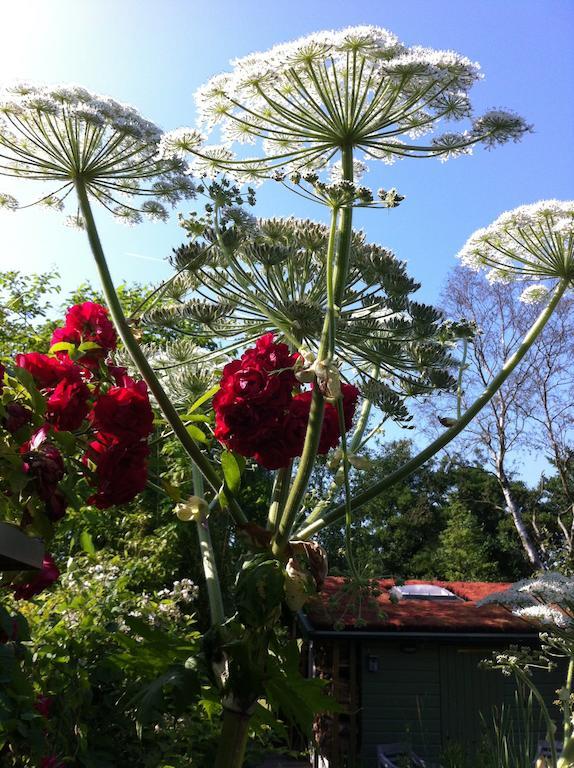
(0, 0), (572, 479)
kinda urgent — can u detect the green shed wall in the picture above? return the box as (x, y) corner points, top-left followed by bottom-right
(360, 640), (565, 768)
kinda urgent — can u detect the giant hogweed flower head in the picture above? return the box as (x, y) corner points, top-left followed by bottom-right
(478, 572), (574, 630)
(457, 200), (574, 289)
(0, 83), (197, 222)
(164, 25), (530, 180)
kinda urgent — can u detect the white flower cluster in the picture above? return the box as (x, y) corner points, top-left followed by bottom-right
(515, 605), (574, 629)
(0, 82), (197, 222)
(478, 572), (574, 631)
(161, 25), (530, 180)
(519, 283), (550, 304)
(458, 200), (574, 284)
(156, 578), (199, 604)
(328, 159), (369, 183)
(57, 558), (198, 635)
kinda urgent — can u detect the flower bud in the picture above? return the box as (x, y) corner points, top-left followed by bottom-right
(175, 495), (208, 522)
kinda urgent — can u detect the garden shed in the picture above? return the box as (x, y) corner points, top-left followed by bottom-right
(300, 578), (565, 768)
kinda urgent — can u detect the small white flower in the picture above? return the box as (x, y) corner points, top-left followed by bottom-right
(328, 159), (368, 183)
(156, 128), (205, 160)
(0, 192), (18, 211)
(519, 283), (550, 304)
(64, 214), (85, 230)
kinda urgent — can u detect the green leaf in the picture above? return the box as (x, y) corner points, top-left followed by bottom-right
(264, 653), (341, 735)
(131, 665), (201, 733)
(80, 530), (96, 555)
(186, 424), (207, 443)
(49, 341), (76, 354)
(186, 384), (220, 414)
(77, 341), (102, 352)
(221, 451), (244, 495)
(161, 479), (181, 502)
(182, 413), (211, 423)
(10, 367), (45, 416)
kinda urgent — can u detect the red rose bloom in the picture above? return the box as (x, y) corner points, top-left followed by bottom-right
(46, 378), (90, 432)
(89, 379), (153, 443)
(288, 390), (339, 455)
(34, 694), (54, 719)
(12, 554), (60, 600)
(22, 442), (65, 500)
(340, 383), (360, 429)
(106, 364), (129, 386)
(288, 383), (360, 455)
(51, 302), (117, 364)
(44, 490), (67, 522)
(214, 397), (282, 457)
(15, 353), (80, 389)
(86, 437), (149, 509)
(40, 757), (65, 768)
(2, 402), (32, 433)
(213, 335), (360, 469)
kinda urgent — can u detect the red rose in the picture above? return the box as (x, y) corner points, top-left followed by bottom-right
(289, 390), (338, 454)
(51, 302), (117, 364)
(34, 694), (54, 719)
(241, 332), (297, 373)
(40, 757), (65, 768)
(288, 383), (360, 455)
(252, 423), (297, 470)
(44, 490), (67, 522)
(46, 378), (90, 432)
(12, 554), (60, 600)
(340, 383), (360, 430)
(106, 364), (129, 386)
(89, 379), (153, 443)
(2, 402), (32, 433)
(215, 402), (282, 457)
(86, 437), (149, 509)
(22, 442), (65, 500)
(15, 353), (80, 389)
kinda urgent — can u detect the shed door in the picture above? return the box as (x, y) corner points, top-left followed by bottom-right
(439, 646), (507, 754)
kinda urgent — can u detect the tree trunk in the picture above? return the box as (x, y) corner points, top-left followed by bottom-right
(499, 475), (545, 570)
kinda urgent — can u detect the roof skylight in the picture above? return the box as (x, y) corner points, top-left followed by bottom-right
(390, 584), (460, 601)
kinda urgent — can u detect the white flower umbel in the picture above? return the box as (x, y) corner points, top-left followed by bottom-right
(519, 283), (550, 304)
(458, 200), (574, 283)
(164, 25), (530, 179)
(515, 605), (574, 629)
(0, 83), (197, 222)
(478, 572), (574, 613)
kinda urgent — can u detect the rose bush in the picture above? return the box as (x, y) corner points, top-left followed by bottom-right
(1, 302), (154, 602)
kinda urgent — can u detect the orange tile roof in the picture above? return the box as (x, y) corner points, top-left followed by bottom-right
(304, 577), (534, 634)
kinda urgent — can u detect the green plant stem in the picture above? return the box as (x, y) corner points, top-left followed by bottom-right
(273, 146), (355, 554)
(559, 659), (574, 767)
(337, 397), (359, 579)
(303, 368), (377, 529)
(214, 708), (251, 768)
(192, 462), (225, 626)
(513, 667), (558, 768)
(267, 462), (292, 533)
(74, 179), (246, 527)
(295, 278), (569, 540)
